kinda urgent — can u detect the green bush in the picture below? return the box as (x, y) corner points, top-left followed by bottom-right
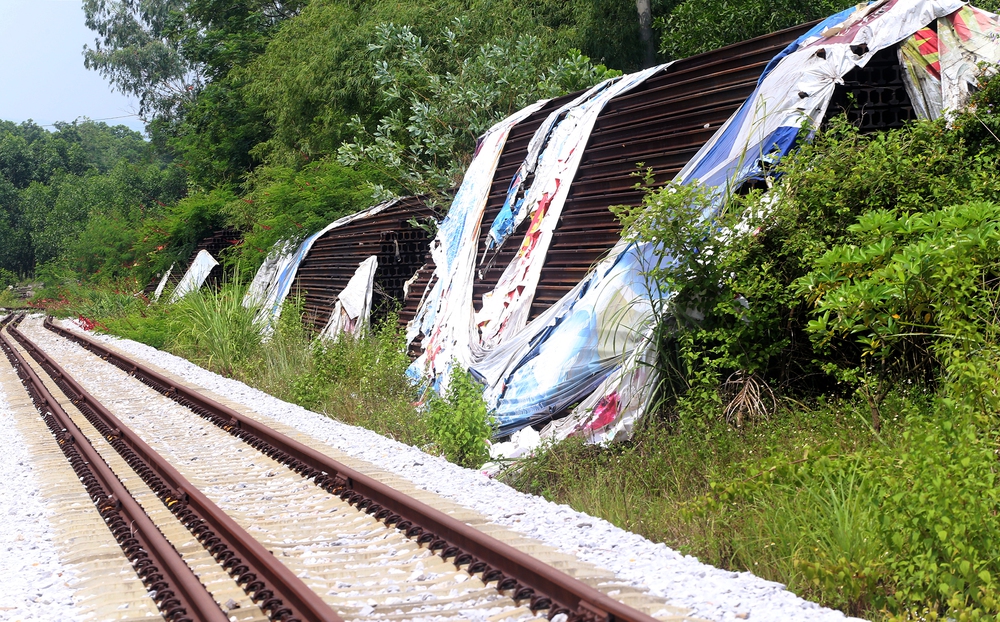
(338, 18), (618, 200)
(656, 0), (850, 60)
(426, 367), (494, 468)
(801, 201), (1000, 407)
(275, 313), (426, 446)
(875, 410), (1000, 619)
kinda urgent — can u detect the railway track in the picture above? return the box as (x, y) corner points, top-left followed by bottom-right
(0, 313), (693, 622)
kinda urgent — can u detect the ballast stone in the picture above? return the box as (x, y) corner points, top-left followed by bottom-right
(63, 318), (868, 622)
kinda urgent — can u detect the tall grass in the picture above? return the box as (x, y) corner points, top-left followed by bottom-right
(506, 396), (905, 617)
(106, 282), (429, 447)
(0, 288), (26, 310)
(171, 280), (262, 376)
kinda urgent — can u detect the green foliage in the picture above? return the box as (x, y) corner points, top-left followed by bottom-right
(338, 18), (619, 199)
(82, 0), (201, 118)
(0, 289), (23, 309)
(801, 202), (1000, 405)
(0, 268), (17, 289)
(281, 314), (424, 443)
(155, 77), (270, 187)
(508, 392), (894, 609)
(246, 0), (647, 166)
(614, 75), (1000, 413)
(656, 0), (851, 60)
(584, 71), (1000, 620)
(133, 187), (233, 280)
(0, 119), (184, 280)
(426, 367), (493, 468)
(227, 158), (390, 271)
(174, 0), (306, 78)
(874, 410), (1000, 619)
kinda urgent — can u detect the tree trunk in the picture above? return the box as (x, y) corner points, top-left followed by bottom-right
(636, 0), (655, 68)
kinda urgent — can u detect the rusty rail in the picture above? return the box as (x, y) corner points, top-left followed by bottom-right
(6, 315), (343, 622)
(46, 316), (663, 622)
(0, 314), (228, 622)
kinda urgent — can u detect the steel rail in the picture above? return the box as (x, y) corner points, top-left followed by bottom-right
(7, 316), (343, 622)
(0, 314), (228, 622)
(46, 317), (663, 622)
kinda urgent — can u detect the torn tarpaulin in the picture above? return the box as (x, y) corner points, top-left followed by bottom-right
(407, 65), (671, 395)
(319, 255), (378, 340)
(404, 100), (549, 388)
(170, 250), (219, 302)
(898, 5), (1000, 119)
(245, 199), (401, 334)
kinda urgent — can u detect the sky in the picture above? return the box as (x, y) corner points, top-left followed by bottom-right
(0, 0), (146, 134)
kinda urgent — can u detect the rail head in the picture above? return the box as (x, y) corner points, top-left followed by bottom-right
(45, 316), (664, 622)
(11, 316), (343, 622)
(0, 314), (228, 622)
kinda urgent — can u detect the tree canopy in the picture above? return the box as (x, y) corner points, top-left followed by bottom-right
(4, 0), (888, 285)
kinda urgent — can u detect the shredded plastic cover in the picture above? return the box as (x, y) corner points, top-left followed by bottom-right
(319, 256), (378, 340)
(152, 264), (174, 302)
(246, 200), (400, 334)
(170, 250), (218, 302)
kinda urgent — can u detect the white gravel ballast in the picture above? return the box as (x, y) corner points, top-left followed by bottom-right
(57, 318), (867, 622)
(0, 370), (84, 621)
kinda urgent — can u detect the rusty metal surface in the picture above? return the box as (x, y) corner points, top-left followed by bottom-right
(194, 227), (242, 290)
(143, 228), (242, 296)
(14, 316), (344, 622)
(485, 23), (815, 321)
(47, 318), (665, 622)
(0, 314), (228, 622)
(287, 197), (440, 333)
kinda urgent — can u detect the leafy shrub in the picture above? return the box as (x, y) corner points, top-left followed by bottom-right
(227, 158), (390, 275)
(875, 410), (1000, 619)
(0, 288), (22, 309)
(655, 0), (850, 60)
(801, 202), (1000, 408)
(0, 267), (16, 289)
(338, 18), (619, 200)
(426, 367), (494, 467)
(279, 313), (426, 446)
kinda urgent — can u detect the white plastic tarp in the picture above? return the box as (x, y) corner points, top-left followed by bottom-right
(319, 256), (378, 340)
(474, 64), (672, 354)
(675, 0), (965, 194)
(152, 263), (174, 302)
(244, 241), (296, 310)
(170, 250), (218, 302)
(405, 101), (549, 386)
(473, 239), (663, 436)
(408, 65), (671, 393)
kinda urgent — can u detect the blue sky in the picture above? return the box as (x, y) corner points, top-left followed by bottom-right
(0, 0), (146, 133)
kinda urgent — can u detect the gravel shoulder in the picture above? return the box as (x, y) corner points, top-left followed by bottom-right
(0, 350), (87, 621)
(59, 318), (867, 622)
